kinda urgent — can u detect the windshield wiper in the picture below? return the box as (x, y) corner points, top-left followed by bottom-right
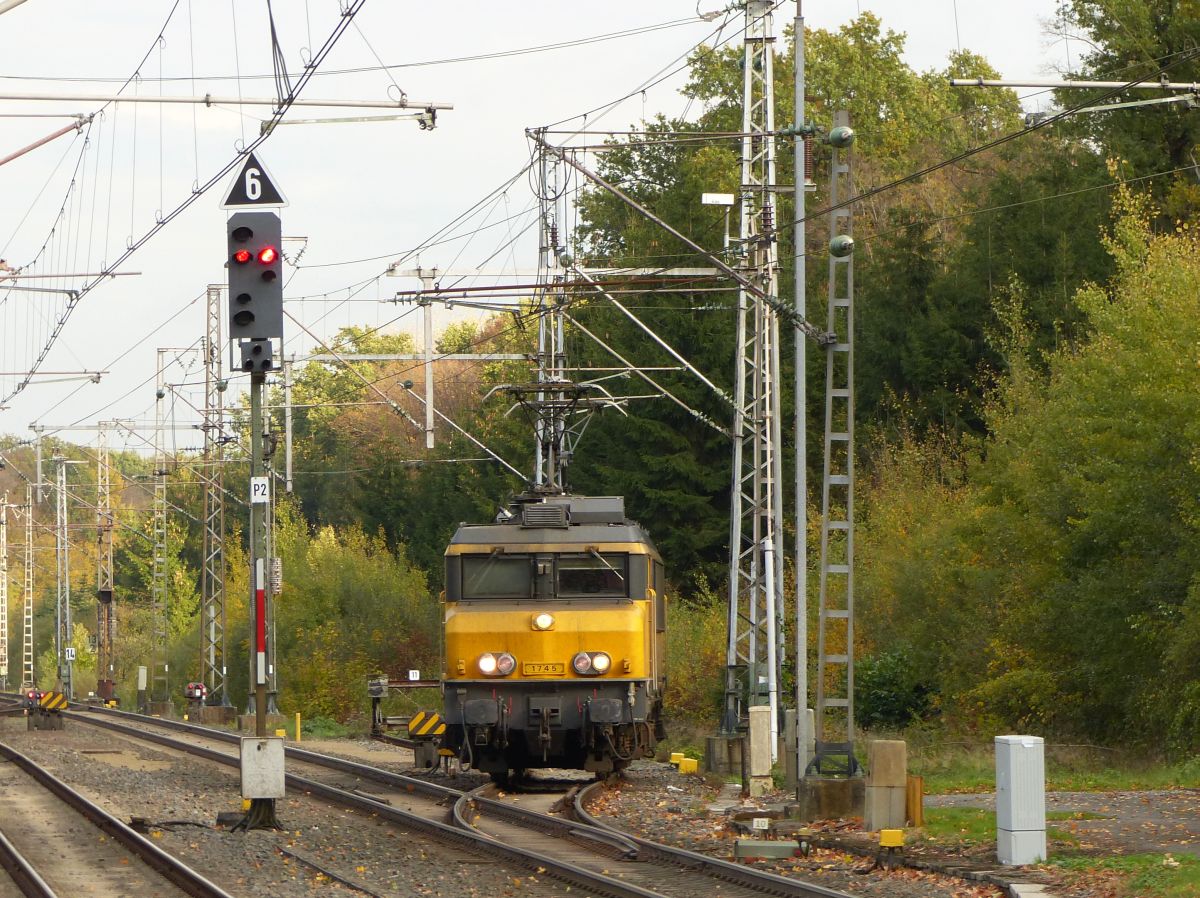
(588, 548), (625, 584)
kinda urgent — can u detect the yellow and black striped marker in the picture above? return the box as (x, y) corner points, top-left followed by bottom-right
(39, 692), (68, 711)
(407, 710), (445, 738)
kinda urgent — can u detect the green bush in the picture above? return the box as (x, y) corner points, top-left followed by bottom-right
(855, 648), (936, 729)
(664, 590), (726, 724)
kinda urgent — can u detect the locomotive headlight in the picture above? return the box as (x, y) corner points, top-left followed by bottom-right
(478, 651), (516, 676)
(572, 651), (611, 676)
(532, 612), (555, 631)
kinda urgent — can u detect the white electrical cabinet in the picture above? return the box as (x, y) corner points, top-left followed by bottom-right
(241, 736), (286, 799)
(995, 735), (1046, 864)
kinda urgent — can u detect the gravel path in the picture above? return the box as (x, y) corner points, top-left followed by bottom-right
(0, 716), (573, 898)
(591, 761), (1005, 898)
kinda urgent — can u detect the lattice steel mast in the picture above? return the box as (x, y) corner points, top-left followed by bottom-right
(201, 284), (229, 706)
(21, 486), (33, 690)
(813, 111), (858, 773)
(724, 0), (786, 750)
(151, 349), (170, 705)
(96, 425), (116, 701)
(54, 457), (74, 697)
(486, 142), (620, 492)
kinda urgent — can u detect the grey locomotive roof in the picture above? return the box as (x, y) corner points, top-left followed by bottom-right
(448, 494), (658, 553)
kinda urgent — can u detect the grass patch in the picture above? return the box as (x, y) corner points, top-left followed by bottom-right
(1053, 853), (1200, 898)
(901, 738), (1200, 795)
(917, 807), (1075, 849)
(301, 715), (352, 739)
(919, 807), (995, 845)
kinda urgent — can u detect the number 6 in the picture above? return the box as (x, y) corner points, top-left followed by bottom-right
(245, 167), (262, 201)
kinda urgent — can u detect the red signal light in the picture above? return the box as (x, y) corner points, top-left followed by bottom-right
(233, 249), (252, 264)
(257, 246), (278, 265)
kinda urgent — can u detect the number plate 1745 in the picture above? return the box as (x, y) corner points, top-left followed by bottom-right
(523, 662), (565, 676)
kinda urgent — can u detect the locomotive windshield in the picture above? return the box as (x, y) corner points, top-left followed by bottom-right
(456, 551), (632, 599)
(462, 555), (531, 599)
(557, 553), (628, 597)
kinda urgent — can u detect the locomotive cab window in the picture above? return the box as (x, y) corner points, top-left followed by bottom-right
(462, 554), (532, 599)
(557, 553), (628, 597)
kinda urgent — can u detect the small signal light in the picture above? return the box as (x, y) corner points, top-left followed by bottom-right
(233, 249), (252, 264)
(257, 246), (278, 265)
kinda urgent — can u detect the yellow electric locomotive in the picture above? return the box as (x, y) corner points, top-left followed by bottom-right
(442, 493), (666, 777)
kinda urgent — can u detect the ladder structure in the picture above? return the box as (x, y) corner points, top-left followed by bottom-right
(724, 0), (785, 751)
(96, 424), (116, 700)
(54, 457), (74, 697)
(0, 494), (8, 690)
(21, 486), (33, 691)
(201, 285), (229, 706)
(813, 110), (858, 774)
(151, 350), (170, 704)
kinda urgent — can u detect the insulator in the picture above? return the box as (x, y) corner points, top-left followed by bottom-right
(550, 224), (559, 250)
(761, 203), (774, 233)
(804, 137), (814, 183)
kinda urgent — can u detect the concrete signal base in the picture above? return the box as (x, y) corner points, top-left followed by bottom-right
(146, 700), (175, 718)
(195, 705), (238, 726)
(705, 734), (746, 777)
(796, 775), (865, 822)
(239, 712), (288, 734)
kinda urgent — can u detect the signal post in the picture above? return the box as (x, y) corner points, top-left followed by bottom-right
(223, 155), (287, 831)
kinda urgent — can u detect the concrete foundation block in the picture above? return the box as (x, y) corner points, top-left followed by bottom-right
(867, 740), (907, 787)
(748, 706), (772, 778)
(749, 775), (772, 798)
(865, 784), (907, 831)
(705, 735), (745, 776)
(146, 700), (174, 718)
(238, 713), (288, 733)
(998, 828), (1046, 866)
(795, 775), (865, 822)
(195, 706), (237, 726)
(734, 839), (800, 860)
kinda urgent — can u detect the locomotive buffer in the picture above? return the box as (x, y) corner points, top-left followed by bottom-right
(368, 673), (446, 768)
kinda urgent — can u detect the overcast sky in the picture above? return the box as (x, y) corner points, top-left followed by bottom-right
(0, 0), (1068, 452)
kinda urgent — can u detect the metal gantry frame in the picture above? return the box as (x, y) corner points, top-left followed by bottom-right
(201, 284), (229, 706)
(813, 110), (857, 774)
(724, 0), (785, 752)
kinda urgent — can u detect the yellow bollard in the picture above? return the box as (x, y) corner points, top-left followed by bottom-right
(295, 712), (301, 742)
(669, 752), (685, 766)
(242, 798), (252, 811)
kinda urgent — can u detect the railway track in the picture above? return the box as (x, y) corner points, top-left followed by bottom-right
(0, 738), (235, 898)
(54, 705), (853, 898)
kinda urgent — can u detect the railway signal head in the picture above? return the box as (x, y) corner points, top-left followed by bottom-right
(226, 211), (284, 366)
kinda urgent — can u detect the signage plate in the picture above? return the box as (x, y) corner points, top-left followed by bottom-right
(522, 662), (564, 676)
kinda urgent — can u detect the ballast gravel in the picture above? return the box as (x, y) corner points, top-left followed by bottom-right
(0, 716), (570, 898)
(588, 761), (1007, 898)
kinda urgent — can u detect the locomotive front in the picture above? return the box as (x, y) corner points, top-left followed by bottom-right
(442, 495), (665, 777)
